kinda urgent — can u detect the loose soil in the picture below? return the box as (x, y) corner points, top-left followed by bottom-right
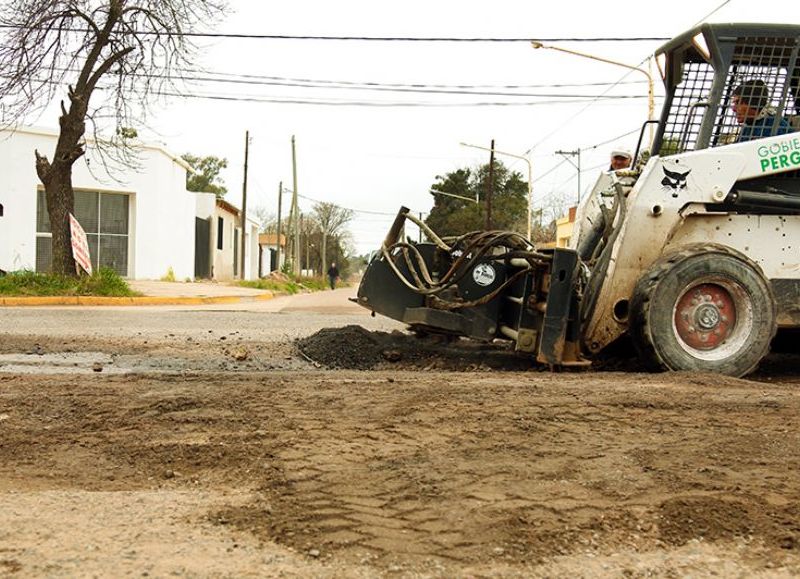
(3, 313), (800, 576)
(2, 362), (800, 576)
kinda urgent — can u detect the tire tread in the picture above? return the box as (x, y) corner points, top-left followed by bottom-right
(628, 243), (777, 375)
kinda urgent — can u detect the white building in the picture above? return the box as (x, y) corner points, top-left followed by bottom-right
(258, 232), (287, 276)
(194, 196), (259, 282)
(0, 126), (259, 281)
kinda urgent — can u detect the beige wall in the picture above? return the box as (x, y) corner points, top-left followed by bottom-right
(210, 207), (259, 281)
(212, 208), (238, 281)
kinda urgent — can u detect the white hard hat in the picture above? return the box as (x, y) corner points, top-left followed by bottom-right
(610, 148), (632, 159)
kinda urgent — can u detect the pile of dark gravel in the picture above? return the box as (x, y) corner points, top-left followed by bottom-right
(296, 325), (390, 370)
(296, 325), (538, 371)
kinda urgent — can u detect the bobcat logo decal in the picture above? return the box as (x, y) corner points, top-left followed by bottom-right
(661, 166), (691, 198)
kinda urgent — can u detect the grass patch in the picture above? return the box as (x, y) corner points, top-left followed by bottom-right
(239, 278), (301, 294)
(237, 275), (336, 295)
(299, 276), (333, 291)
(0, 268), (138, 297)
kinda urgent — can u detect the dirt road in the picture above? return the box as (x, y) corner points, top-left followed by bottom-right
(1, 290), (800, 577)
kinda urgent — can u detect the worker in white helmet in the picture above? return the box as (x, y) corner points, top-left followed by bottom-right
(609, 148), (632, 171)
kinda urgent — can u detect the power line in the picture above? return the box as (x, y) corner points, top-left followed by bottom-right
(532, 158), (570, 184)
(524, 71), (648, 154)
(549, 160), (607, 190)
(194, 71), (649, 90)
(579, 126), (642, 151)
(179, 34), (672, 43)
(158, 90), (653, 107)
(34, 64), (655, 99)
(0, 26), (668, 42)
(33, 65), (655, 100)
(290, 190), (403, 216)
(692, 0), (733, 26)
(3, 72), (662, 107)
(180, 74), (650, 99)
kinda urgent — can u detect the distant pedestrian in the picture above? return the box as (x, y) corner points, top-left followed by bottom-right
(327, 262), (340, 290)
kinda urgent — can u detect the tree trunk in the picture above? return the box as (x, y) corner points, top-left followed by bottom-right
(35, 100), (87, 276)
(46, 167), (77, 275)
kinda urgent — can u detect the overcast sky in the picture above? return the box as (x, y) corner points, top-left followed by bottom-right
(27, 0), (800, 253)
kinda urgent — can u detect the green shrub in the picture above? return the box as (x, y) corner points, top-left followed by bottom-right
(160, 267), (176, 282)
(76, 268), (137, 296)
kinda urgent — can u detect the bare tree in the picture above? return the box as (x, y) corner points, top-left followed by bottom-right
(0, 0), (226, 274)
(312, 202), (353, 277)
(251, 206), (276, 234)
(298, 211), (318, 275)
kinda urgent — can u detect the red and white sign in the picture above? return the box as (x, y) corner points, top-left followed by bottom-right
(69, 213), (93, 275)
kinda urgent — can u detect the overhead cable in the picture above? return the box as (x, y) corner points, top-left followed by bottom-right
(158, 90), (653, 107)
(0, 26), (669, 42)
(192, 71), (650, 90)
(179, 74), (650, 98)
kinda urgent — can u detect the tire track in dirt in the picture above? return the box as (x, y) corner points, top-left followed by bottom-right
(213, 373), (800, 569)
(2, 371), (800, 575)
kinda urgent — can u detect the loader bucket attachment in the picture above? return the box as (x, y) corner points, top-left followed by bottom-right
(356, 208), (588, 368)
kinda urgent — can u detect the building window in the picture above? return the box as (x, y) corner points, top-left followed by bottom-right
(35, 190), (129, 276)
(217, 216), (224, 250)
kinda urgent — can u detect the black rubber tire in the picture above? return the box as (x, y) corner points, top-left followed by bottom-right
(628, 244), (776, 377)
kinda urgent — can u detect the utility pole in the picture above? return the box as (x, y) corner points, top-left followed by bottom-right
(291, 135), (300, 276)
(240, 130), (250, 279)
(556, 149), (582, 205)
(299, 212), (304, 275)
(461, 142), (533, 241)
(275, 181), (282, 273)
(285, 195), (293, 271)
(305, 220), (310, 275)
(487, 139), (495, 230)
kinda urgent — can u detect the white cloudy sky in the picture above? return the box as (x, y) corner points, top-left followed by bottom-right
(27, 0), (800, 253)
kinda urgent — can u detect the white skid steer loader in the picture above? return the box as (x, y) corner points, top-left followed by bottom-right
(356, 23), (800, 377)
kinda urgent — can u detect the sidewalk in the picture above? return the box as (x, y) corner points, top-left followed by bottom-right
(0, 280), (277, 307)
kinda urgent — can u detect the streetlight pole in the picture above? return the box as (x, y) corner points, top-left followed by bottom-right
(291, 135), (300, 276)
(428, 189), (479, 204)
(460, 142), (533, 241)
(276, 181), (283, 272)
(555, 149), (581, 205)
(531, 42), (655, 146)
(240, 130), (250, 280)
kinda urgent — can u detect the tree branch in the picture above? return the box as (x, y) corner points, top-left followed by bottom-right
(87, 46), (134, 93)
(64, 7), (102, 38)
(34, 149), (51, 183)
(74, 0), (124, 94)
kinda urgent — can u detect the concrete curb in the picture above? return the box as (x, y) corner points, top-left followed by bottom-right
(0, 292), (277, 307)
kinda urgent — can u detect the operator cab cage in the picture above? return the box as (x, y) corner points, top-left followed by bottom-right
(653, 23), (800, 157)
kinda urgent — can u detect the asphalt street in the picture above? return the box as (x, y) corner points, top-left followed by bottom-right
(0, 286), (402, 344)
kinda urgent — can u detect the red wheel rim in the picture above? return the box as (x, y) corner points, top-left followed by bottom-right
(674, 283), (737, 351)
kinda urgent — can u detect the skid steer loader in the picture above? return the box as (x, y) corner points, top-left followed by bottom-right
(356, 23), (800, 377)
